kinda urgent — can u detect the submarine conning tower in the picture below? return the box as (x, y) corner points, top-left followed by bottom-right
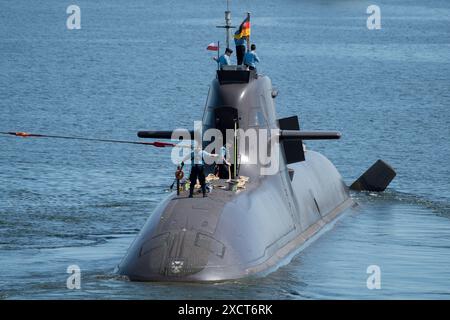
(202, 66), (280, 179)
(204, 8), (277, 135)
(205, 66), (277, 132)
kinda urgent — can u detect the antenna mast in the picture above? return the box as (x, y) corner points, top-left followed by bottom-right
(216, 0), (235, 49)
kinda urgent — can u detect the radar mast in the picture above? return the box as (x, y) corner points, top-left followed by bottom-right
(216, 0), (235, 49)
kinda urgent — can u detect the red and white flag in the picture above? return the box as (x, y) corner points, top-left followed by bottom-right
(206, 42), (219, 51)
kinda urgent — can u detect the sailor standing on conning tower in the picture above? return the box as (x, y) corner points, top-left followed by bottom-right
(234, 36), (246, 65)
(244, 44), (260, 71)
(234, 13), (251, 65)
(213, 48), (233, 69)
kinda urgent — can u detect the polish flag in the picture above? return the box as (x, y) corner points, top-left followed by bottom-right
(206, 42), (219, 51)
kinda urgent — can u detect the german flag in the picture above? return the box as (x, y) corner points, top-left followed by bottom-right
(234, 16), (250, 39)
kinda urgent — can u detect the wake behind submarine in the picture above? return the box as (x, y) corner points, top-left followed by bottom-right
(116, 10), (396, 282)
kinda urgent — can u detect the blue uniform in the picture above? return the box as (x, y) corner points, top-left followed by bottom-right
(216, 145), (230, 179)
(219, 145), (228, 164)
(188, 149), (213, 197)
(235, 38), (247, 65)
(220, 146), (227, 159)
(234, 37), (246, 46)
(243, 50), (260, 68)
(217, 54), (231, 68)
(190, 149), (213, 165)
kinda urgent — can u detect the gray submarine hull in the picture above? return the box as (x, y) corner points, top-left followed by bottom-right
(118, 151), (352, 281)
(117, 69), (353, 281)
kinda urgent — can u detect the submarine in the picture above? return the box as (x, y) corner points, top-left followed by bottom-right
(0, 8), (395, 282)
(116, 10), (396, 281)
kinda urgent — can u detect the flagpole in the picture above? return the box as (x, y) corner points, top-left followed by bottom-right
(234, 120), (237, 179)
(246, 12), (251, 51)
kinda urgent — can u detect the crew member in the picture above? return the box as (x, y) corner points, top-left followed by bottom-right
(216, 144), (231, 182)
(183, 144), (219, 198)
(234, 36), (247, 65)
(213, 48), (233, 69)
(243, 44), (260, 71)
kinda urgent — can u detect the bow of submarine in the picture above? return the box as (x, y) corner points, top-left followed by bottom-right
(117, 150), (352, 282)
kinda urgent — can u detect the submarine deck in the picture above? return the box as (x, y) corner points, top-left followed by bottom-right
(174, 176), (252, 200)
(151, 177), (254, 250)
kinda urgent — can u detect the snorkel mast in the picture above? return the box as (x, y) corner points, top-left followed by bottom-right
(216, 0), (235, 49)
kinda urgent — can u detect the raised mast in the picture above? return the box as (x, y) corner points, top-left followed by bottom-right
(216, 0), (235, 49)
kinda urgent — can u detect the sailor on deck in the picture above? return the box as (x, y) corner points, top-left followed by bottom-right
(218, 144), (231, 182)
(213, 48), (233, 69)
(183, 145), (218, 198)
(243, 44), (260, 71)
